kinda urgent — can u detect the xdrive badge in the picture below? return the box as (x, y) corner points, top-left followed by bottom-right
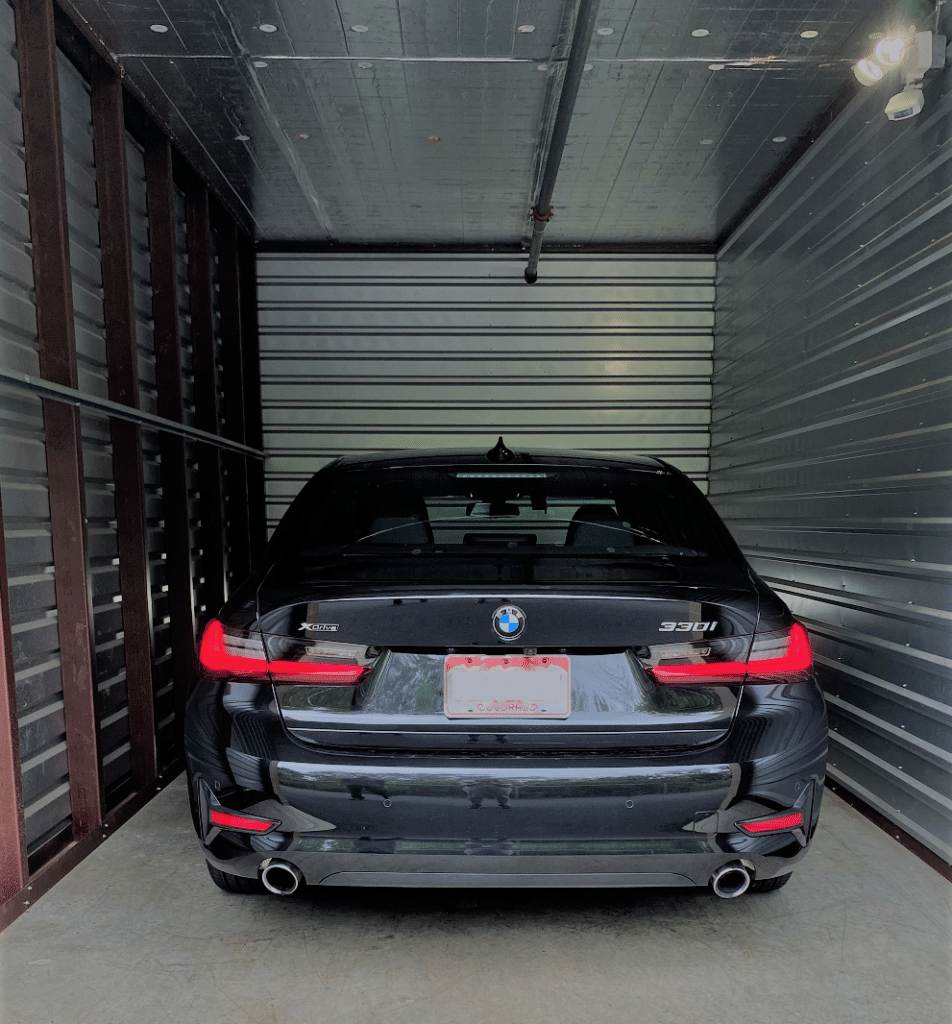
(299, 622), (340, 632)
(492, 605), (526, 641)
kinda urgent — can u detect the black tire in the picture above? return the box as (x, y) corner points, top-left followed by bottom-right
(206, 861), (267, 895)
(748, 872), (792, 893)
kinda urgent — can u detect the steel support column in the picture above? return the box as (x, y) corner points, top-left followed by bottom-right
(238, 237), (267, 561)
(15, 0), (103, 841)
(215, 214), (252, 584)
(145, 134), (196, 746)
(185, 184), (226, 619)
(90, 61), (158, 790)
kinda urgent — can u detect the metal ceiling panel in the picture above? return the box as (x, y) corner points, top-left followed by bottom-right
(64, 0), (920, 246)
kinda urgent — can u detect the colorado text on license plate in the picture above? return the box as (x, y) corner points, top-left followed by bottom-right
(444, 655), (571, 719)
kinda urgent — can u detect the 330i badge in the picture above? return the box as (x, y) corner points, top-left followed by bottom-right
(185, 441), (827, 899)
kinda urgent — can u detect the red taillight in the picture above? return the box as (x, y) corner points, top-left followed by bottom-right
(649, 660), (748, 684)
(267, 659), (368, 685)
(199, 620), (370, 685)
(737, 811), (803, 835)
(209, 808), (278, 834)
(199, 620), (269, 677)
(647, 623), (812, 686)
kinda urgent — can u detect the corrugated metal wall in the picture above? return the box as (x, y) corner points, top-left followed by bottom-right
(710, 69), (952, 864)
(0, 0), (264, 927)
(0, 0), (66, 858)
(58, 50), (133, 807)
(257, 253), (715, 527)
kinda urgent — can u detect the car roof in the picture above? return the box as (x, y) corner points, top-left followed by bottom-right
(333, 446), (670, 472)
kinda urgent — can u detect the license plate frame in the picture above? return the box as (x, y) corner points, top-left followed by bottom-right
(444, 654), (571, 719)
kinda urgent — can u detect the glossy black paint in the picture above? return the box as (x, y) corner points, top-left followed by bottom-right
(184, 449), (828, 893)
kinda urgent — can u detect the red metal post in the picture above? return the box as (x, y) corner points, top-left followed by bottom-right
(15, 0), (103, 842)
(90, 61), (158, 790)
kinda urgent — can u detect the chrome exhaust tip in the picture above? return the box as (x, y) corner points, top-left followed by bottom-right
(711, 863), (752, 899)
(260, 859), (304, 896)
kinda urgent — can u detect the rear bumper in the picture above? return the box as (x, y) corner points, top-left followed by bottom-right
(193, 758), (825, 888)
(185, 677), (828, 890)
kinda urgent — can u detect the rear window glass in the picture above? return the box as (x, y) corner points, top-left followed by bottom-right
(270, 463), (732, 581)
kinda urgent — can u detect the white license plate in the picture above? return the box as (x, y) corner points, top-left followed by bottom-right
(444, 654), (571, 719)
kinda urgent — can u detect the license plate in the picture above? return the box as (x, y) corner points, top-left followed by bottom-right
(444, 654), (571, 719)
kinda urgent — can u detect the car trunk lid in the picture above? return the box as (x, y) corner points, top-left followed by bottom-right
(259, 582), (758, 754)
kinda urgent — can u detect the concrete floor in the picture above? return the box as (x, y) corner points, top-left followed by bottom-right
(1, 777), (949, 1024)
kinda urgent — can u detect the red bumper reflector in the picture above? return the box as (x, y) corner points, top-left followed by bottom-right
(210, 809), (278, 834)
(737, 811), (803, 834)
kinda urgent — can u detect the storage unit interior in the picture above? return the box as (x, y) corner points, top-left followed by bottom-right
(0, 0), (949, 929)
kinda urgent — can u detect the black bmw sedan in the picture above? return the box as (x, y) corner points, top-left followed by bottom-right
(184, 442), (827, 899)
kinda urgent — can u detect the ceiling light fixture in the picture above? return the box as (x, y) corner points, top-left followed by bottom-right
(854, 57), (885, 85)
(150, 24), (169, 33)
(800, 30), (819, 39)
(537, 63), (549, 71)
(258, 24), (277, 33)
(875, 36), (906, 66)
(596, 27), (615, 36)
(517, 25), (535, 33)
(853, 29), (946, 119)
(691, 29), (710, 37)
(252, 60), (268, 68)
(708, 63), (725, 70)
(583, 63), (593, 70)
(700, 138), (713, 145)
(235, 134), (250, 141)
(771, 136), (787, 142)
(357, 62), (374, 68)
(351, 25), (369, 33)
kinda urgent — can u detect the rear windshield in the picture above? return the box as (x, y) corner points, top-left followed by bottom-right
(268, 463), (733, 583)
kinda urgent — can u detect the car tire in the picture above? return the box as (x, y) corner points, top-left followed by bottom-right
(748, 872), (792, 893)
(206, 861), (267, 895)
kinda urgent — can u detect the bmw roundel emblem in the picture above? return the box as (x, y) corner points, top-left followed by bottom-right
(492, 604), (526, 641)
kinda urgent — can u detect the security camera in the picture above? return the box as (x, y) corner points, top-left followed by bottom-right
(885, 87), (924, 120)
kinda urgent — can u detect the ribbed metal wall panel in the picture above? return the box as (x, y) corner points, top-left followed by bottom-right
(0, 393), (67, 854)
(710, 71), (952, 864)
(0, 5), (37, 382)
(0, 2), (265, 923)
(128, 135), (157, 419)
(0, 1), (66, 855)
(80, 411), (129, 798)
(58, 53), (107, 398)
(257, 253), (715, 526)
(58, 51), (132, 803)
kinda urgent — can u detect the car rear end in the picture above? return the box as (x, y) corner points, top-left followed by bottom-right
(184, 451), (828, 896)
